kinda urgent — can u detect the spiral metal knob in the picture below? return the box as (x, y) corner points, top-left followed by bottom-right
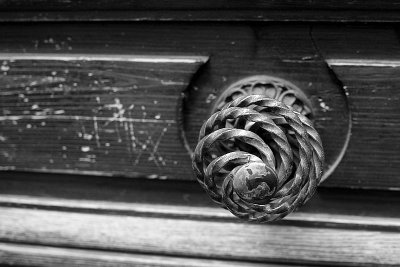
(192, 95), (324, 222)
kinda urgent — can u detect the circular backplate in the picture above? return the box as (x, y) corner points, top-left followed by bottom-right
(191, 75), (351, 183)
(212, 75), (313, 118)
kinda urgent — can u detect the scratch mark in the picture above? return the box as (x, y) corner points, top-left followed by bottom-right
(0, 53), (209, 64)
(79, 124), (87, 139)
(160, 80), (186, 86)
(128, 110), (137, 152)
(327, 59), (400, 68)
(134, 149), (143, 166)
(114, 121), (122, 143)
(93, 116), (100, 148)
(124, 119), (131, 154)
(153, 128), (167, 156)
(0, 115), (176, 124)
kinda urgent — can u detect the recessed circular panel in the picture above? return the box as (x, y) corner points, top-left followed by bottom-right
(210, 75), (351, 182)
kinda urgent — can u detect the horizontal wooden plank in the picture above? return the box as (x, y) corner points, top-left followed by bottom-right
(1, 194), (400, 232)
(324, 64), (400, 189)
(1, 0), (400, 11)
(2, 172), (400, 220)
(2, 10), (400, 23)
(0, 53), (207, 179)
(0, 242), (290, 267)
(2, 1), (400, 22)
(0, 206), (399, 266)
(314, 26), (400, 189)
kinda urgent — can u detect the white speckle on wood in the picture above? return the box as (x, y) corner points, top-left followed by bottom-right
(83, 133), (93, 140)
(318, 97), (331, 112)
(81, 146), (90, 152)
(1, 64), (10, 72)
(206, 93), (217, 103)
(31, 104), (40, 110)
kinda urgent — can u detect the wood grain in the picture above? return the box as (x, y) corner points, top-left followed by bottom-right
(1, 172), (400, 223)
(2, 0), (400, 11)
(0, 242), (288, 267)
(0, 206), (399, 266)
(313, 26), (400, 189)
(0, 53), (207, 179)
(2, 10), (400, 23)
(2, 1), (400, 22)
(325, 63), (400, 189)
(1, 194), (400, 232)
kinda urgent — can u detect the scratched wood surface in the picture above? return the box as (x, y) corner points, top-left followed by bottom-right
(0, 23), (350, 186)
(0, 54), (207, 179)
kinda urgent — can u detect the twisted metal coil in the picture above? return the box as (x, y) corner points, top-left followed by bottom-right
(192, 95), (324, 222)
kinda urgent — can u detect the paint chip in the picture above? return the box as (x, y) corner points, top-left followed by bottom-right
(1, 65), (10, 72)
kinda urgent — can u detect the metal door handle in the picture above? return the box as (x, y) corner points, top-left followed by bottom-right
(192, 77), (324, 222)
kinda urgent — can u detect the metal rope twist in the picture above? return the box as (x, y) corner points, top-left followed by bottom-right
(192, 95), (324, 222)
